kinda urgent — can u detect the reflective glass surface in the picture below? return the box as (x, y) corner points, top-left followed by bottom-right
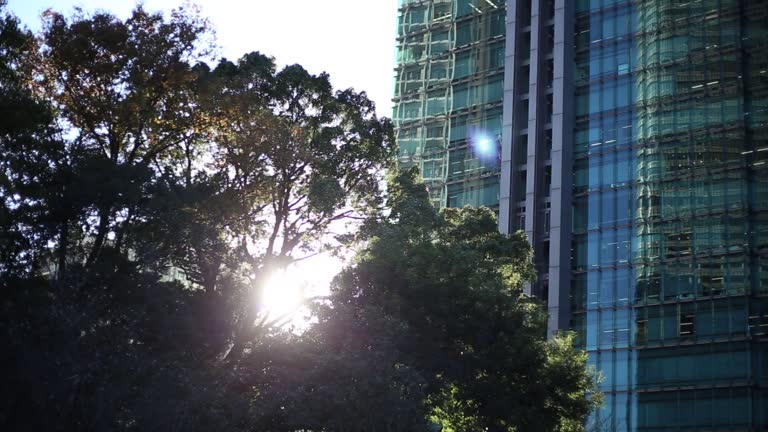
(394, 0), (505, 208)
(572, 1), (768, 430)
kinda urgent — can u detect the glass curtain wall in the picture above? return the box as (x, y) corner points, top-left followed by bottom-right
(394, 0), (505, 208)
(571, 0), (768, 430)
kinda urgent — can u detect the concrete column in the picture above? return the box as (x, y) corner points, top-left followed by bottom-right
(524, 0), (541, 244)
(546, 0), (574, 337)
(499, 0), (519, 235)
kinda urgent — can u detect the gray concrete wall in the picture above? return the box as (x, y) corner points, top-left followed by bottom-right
(499, 0), (519, 236)
(499, 0), (573, 337)
(547, 0), (574, 337)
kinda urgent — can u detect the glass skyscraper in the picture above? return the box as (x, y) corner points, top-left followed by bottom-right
(570, 0), (768, 430)
(394, 0), (505, 208)
(393, 0), (768, 430)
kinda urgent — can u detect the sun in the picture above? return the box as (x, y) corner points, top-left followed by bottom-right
(257, 269), (307, 326)
(253, 254), (346, 330)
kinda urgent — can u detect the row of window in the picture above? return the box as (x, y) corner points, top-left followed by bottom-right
(573, 139), (764, 185)
(395, 76), (503, 122)
(573, 118), (768, 160)
(573, 156), (759, 194)
(573, 226), (768, 270)
(576, 0), (744, 16)
(572, 297), (768, 351)
(575, 46), (743, 88)
(396, 36), (504, 73)
(398, 10), (504, 60)
(634, 387), (768, 431)
(446, 145), (499, 180)
(576, 7), (742, 49)
(396, 107), (502, 156)
(394, 42), (505, 98)
(445, 176), (499, 208)
(589, 342), (768, 393)
(592, 386), (768, 431)
(573, 187), (768, 232)
(572, 258), (768, 311)
(398, 0), (504, 36)
(575, 81), (745, 121)
(574, 113), (768, 157)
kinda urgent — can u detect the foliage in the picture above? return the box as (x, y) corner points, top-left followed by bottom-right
(311, 168), (599, 432)
(0, 3), (597, 431)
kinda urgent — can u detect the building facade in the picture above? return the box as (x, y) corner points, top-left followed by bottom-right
(394, 0), (505, 208)
(393, 0), (768, 430)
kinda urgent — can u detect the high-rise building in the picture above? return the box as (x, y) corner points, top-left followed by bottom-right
(393, 0), (768, 431)
(393, 0), (506, 209)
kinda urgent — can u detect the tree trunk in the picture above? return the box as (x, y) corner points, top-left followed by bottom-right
(86, 206), (111, 267)
(57, 217), (68, 279)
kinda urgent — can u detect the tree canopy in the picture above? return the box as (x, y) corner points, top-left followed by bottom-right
(0, 4), (598, 431)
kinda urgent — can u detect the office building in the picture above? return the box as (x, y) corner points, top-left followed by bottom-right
(394, 0), (505, 208)
(393, 0), (768, 430)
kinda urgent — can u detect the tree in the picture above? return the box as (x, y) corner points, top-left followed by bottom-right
(0, 0), (60, 277)
(243, 310), (431, 432)
(220, 169), (599, 432)
(0, 5), (397, 430)
(29, 5), (213, 275)
(286, 168), (600, 432)
(131, 51), (395, 360)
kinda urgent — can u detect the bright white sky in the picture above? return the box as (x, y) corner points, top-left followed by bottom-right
(6, 0), (400, 320)
(7, 0), (399, 117)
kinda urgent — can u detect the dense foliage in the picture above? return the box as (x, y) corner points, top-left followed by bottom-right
(0, 3), (598, 431)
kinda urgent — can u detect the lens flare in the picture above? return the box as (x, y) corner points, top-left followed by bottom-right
(469, 129), (499, 161)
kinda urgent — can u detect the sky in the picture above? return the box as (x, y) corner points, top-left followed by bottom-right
(6, 0), (399, 117)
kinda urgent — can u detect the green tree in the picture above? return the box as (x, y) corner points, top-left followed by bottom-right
(223, 169), (599, 432)
(31, 5), (212, 275)
(134, 51), (396, 361)
(243, 310), (431, 431)
(294, 168), (600, 432)
(0, 4), (397, 430)
(0, 0), (59, 277)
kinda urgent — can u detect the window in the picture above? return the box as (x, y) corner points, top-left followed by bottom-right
(680, 309), (695, 337)
(426, 124), (445, 138)
(490, 10), (505, 37)
(456, 0), (476, 18)
(519, 31), (531, 60)
(431, 30), (450, 56)
(544, 24), (555, 52)
(430, 64), (447, 80)
(515, 134), (528, 165)
(518, 64), (530, 92)
(450, 115), (467, 142)
(516, 205), (526, 230)
(518, 99), (529, 128)
(456, 21), (472, 46)
(545, 93), (553, 124)
(519, 0), (531, 27)
(543, 0), (554, 21)
(453, 84), (469, 109)
(545, 59), (554, 89)
(455, 51), (473, 78)
(433, 3), (451, 21)
(489, 43), (505, 69)
(516, 170), (528, 197)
